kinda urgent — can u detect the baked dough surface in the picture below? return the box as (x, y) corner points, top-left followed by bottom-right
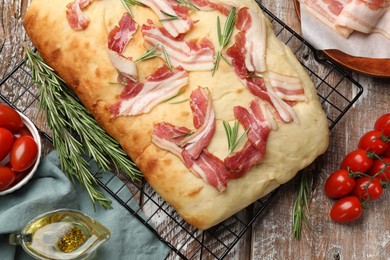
(24, 0), (329, 229)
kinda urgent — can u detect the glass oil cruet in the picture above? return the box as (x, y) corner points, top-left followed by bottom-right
(9, 209), (110, 260)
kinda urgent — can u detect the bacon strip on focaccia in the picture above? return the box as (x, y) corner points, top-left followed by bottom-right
(107, 13), (139, 82)
(190, 0), (235, 15)
(66, 0), (93, 31)
(139, 0), (194, 38)
(224, 99), (272, 178)
(179, 87), (216, 159)
(152, 91), (229, 192)
(141, 21), (215, 71)
(226, 27), (298, 123)
(110, 65), (188, 116)
(236, 7), (267, 73)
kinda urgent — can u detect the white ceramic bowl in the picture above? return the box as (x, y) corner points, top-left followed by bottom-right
(0, 111), (42, 195)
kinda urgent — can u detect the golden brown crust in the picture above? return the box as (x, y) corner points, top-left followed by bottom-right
(24, 0), (329, 229)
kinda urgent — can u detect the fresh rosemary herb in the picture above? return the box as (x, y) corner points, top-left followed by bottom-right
(172, 131), (194, 139)
(223, 120), (248, 153)
(221, 54), (231, 66)
(162, 45), (173, 71)
(292, 172), (312, 240)
(117, 70), (128, 85)
(120, 0), (134, 17)
(161, 89), (186, 103)
(25, 49), (141, 208)
(170, 98), (189, 104)
(159, 10), (180, 22)
(135, 45), (161, 62)
(123, 0), (145, 6)
(175, 0), (200, 11)
(212, 7), (236, 75)
(211, 50), (221, 76)
(120, 0), (145, 17)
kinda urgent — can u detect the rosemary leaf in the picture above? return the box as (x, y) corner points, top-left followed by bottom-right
(120, 0), (135, 17)
(217, 16), (223, 46)
(292, 172), (312, 240)
(135, 45), (161, 62)
(170, 98), (189, 105)
(25, 49), (142, 208)
(172, 131), (194, 139)
(175, 0), (200, 11)
(231, 127), (250, 153)
(161, 89), (185, 103)
(124, 0), (145, 6)
(162, 45), (173, 71)
(212, 8), (236, 75)
(211, 50), (221, 76)
(221, 54), (231, 66)
(222, 7), (237, 48)
(223, 120), (247, 153)
(160, 10), (180, 22)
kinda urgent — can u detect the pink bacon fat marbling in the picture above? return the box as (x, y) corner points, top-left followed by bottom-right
(110, 65), (188, 116)
(142, 21), (215, 71)
(139, 0), (194, 38)
(66, 0), (93, 31)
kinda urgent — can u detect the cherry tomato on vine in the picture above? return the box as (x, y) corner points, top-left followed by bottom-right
(0, 104), (24, 132)
(330, 196), (362, 223)
(358, 130), (389, 155)
(375, 113), (390, 137)
(324, 169), (356, 199)
(341, 149), (373, 173)
(10, 136), (38, 172)
(0, 166), (16, 191)
(368, 158), (390, 182)
(0, 128), (14, 162)
(351, 177), (383, 201)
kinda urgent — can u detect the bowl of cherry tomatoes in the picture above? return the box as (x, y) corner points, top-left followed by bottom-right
(0, 104), (41, 195)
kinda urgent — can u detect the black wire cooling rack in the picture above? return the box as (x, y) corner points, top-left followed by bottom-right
(0, 3), (364, 260)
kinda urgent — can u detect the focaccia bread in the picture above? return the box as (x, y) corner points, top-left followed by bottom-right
(24, 0), (329, 230)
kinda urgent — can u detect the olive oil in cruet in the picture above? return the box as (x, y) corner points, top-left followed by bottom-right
(9, 209), (110, 260)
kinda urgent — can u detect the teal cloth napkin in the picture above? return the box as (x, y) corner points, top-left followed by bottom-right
(0, 151), (169, 260)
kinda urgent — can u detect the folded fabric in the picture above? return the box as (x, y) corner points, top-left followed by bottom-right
(0, 151), (169, 260)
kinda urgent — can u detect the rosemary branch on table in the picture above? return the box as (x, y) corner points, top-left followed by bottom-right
(25, 49), (141, 208)
(292, 171), (312, 240)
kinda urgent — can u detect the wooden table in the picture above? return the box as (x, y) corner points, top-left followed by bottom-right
(1, 0), (389, 259)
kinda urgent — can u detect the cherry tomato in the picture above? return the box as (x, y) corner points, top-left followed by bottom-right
(10, 136), (38, 172)
(340, 149), (373, 173)
(383, 146), (390, 158)
(330, 196), (362, 223)
(0, 128), (14, 162)
(352, 177), (383, 201)
(368, 158), (390, 182)
(14, 126), (32, 137)
(324, 169), (356, 199)
(0, 166), (16, 190)
(375, 113), (390, 137)
(0, 104), (24, 132)
(358, 130), (389, 156)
